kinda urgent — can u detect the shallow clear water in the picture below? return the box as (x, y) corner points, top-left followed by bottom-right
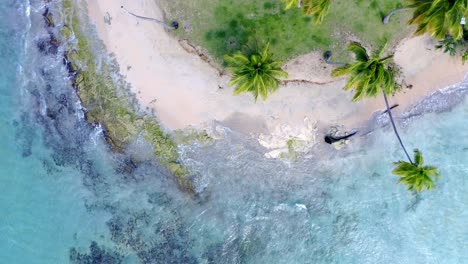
(0, 1), (467, 263)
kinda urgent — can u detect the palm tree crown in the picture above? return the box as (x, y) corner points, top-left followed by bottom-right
(331, 42), (398, 101)
(407, 0), (468, 40)
(393, 149), (440, 192)
(282, 0), (332, 24)
(224, 43), (288, 101)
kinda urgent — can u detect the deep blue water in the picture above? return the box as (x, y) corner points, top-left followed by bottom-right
(0, 1), (467, 263)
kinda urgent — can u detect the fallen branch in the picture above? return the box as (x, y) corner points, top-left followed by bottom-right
(121, 5), (178, 30)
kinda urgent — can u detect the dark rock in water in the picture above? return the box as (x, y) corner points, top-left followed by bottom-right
(37, 34), (59, 55)
(106, 217), (126, 245)
(43, 8), (55, 27)
(69, 241), (123, 264)
(324, 131), (357, 144)
(46, 108), (57, 120)
(42, 159), (61, 174)
(57, 93), (68, 106)
(147, 192), (172, 205)
(116, 157), (139, 175)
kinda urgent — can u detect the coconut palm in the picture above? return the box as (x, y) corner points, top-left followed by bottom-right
(384, 0), (468, 40)
(331, 42), (412, 160)
(224, 43), (288, 101)
(332, 42), (440, 191)
(331, 42), (398, 101)
(408, 0), (468, 40)
(281, 0), (332, 24)
(393, 149), (440, 192)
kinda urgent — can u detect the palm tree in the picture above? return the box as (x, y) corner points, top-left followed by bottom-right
(393, 149), (440, 192)
(224, 43), (288, 101)
(384, 0), (468, 40)
(332, 42), (440, 191)
(331, 42), (398, 101)
(281, 0), (332, 24)
(408, 0), (467, 40)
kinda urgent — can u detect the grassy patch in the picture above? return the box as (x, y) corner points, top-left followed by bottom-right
(160, 0), (412, 62)
(60, 0), (195, 193)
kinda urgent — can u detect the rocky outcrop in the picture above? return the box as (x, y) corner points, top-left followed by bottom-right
(43, 0), (197, 194)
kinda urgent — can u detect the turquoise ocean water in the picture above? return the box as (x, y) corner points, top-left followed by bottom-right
(0, 0), (467, 263)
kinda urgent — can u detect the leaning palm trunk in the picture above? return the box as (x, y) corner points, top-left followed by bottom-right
(383, 91), (413, 164)
(383, 8), (407, 24)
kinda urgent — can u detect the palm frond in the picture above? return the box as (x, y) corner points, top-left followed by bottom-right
(392, 149), (440, 192)
(285, 0), (332, 24)
(413, 149), (424, 166)
(281, 0), (300, 10)
(348, 42), (369, 62)
(333, 42), (398, 100)
(331, 64), (351, 77)
(225, 43), (288, 101)
(407, 0), (468, 40)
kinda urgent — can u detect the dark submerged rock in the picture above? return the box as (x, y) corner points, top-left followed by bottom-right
(37, 34), (59, 55)
(324, 130), (357, 144)
(70, 241), (123, 264)
(43, 8), (55, 27)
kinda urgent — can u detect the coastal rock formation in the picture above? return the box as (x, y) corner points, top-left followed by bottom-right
(48, 0), (198, 194)
(258, 117), (318, 159)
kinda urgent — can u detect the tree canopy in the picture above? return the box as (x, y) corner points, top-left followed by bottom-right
(407, 0), (468, 40)
(331, 42), (399, 101)
(224, 43), (288, 101)
(393, 149), (440, 192)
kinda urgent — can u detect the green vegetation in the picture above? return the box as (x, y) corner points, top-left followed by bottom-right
(393, 149), (440, 192)
(60, 0), (195, 193)
(224, 43), (288, 100)
(434, 34), (468, 64)
(334, 42), (440, 192)
(171, 128), (214, 145)
(160, 0), (411, 62)
(407, 0), (467, 40)
(435, 35), (462, 56)
(331, 42), (398, 101)
(462, 50), (468, 64)
(384, 1), (468, 63)
(281, 0), (332, 24)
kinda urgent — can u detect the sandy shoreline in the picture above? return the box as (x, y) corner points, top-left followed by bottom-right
(85, 0), (468, 157)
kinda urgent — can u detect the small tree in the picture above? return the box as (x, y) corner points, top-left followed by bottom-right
(224, 43), (288, 101)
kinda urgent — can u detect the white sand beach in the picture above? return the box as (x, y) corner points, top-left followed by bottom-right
(85, 0), (468, 157)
